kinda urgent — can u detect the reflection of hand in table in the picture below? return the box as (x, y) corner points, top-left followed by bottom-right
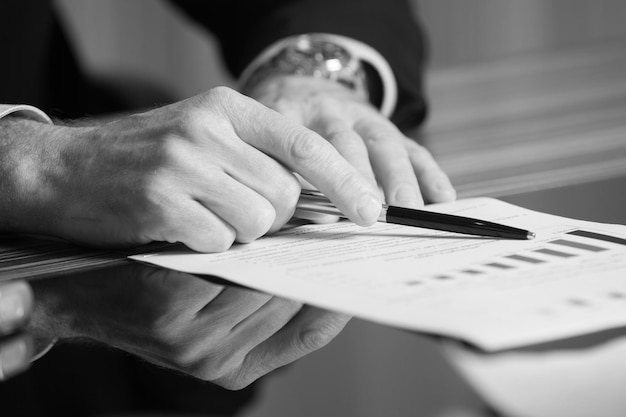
(0, 281), (34, 381)
(29, 265), (351, 389)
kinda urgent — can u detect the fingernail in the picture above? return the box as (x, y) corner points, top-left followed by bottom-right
(356, 194), (382, 225)
(0, 337), (30, 380)
(0, 293), (26, 325)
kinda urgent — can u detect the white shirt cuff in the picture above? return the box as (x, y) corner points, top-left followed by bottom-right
(0, 104), (53, 124)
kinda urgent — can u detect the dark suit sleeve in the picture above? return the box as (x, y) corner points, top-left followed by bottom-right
(171, 0), (428, 130)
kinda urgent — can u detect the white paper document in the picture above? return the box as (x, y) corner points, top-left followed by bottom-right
(130, 198), (626, 351)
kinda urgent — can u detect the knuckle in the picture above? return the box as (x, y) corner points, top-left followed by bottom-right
(237, 202), (276, 243)
(138, 133), (195, 179)
(214, 373), (252, 391)
(178, 107), (228, 143)
(206, 86), (247, 116)
(212, 357), (267, 390)
(206, 86), (237, 103)
(138, 328), (199, 365)
(129, 180), (171, 227)
(283, 126), (326, 163)
(204, 233), (237, 253)
(326, 128), (358, 147)
(354, 117), (400, 146)
(274, 174), (301, 209)
(264, 175), (302, 234)
(354, 119), (385, 143)
(181, 225), (236, 253)
(201, 353), (245, 383)
(254, 202), (278, 231)
(285, 177), (302, 205)
(167, 344), (204, 370)
(291, 313), (350, 355)
(166, 342), (241, 382)
(196, 86), (241, 120)
(294, 324), (334, 354)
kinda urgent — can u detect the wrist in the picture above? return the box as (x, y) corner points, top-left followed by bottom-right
(239, 33), (397, 117)
(0, 116), (85, 237)
(249, 74), (370, 108)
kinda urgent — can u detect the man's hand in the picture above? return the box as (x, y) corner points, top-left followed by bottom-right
(30, 265), (351, 390)
(0, 87), (381, 252)
(249, 76), (456, 208)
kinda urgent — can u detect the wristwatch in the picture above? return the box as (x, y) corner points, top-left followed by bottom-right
(239, 33), (397, 117)
(241, 35), (369, 101)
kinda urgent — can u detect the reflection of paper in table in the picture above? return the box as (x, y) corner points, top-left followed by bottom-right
(130, 198), (626, 351)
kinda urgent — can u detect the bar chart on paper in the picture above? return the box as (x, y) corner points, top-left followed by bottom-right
(131, 198), (626, 351)
(409, 229), (626, 337)
(426, 230), (625, 282)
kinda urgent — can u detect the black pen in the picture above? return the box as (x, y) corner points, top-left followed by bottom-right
(297, 190), (535, 240)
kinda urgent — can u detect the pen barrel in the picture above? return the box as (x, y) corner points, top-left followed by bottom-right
(385, 206), (531, 240)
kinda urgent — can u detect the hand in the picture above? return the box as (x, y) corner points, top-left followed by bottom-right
(249, 76), (456, 209)
(0, 281), (34, 381)
(0, 87), (381, 252)
(29, 264), (351, 390)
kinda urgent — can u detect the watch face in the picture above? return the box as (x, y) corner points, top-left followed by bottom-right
(287, 38), (352, 73)
(277, 37), (358, 81)
(243, 35), (368, 101)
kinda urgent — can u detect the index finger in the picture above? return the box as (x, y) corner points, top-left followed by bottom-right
(221, 90), (381, 226)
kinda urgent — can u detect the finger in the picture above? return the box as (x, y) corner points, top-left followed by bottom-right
(226, 296), (302, 354)
(404, 138), (457, 203)
(215, 89), (381, 226)
(136, 267), (226, 314)
(234, 307), (350, 386)
(193, 296), (303, 389)
(160, 157), (277, 245)
(310, 114), (377, 190)
(163, 199), (236, 253)
(204, 128), (302, 232)
(354, 116), (424, 208)
(195, 286), (276, 327)
(0, 281), (32, 335)
(169, 121), (300, 236)
(194, 177), (278, 243)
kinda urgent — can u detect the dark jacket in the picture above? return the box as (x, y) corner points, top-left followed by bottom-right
(0, 0), (427, 129)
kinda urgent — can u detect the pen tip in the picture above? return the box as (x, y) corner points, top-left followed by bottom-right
(527, 231), (536, 240)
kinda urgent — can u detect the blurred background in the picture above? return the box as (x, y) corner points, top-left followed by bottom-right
(45, 1), (626, 416)
(55, 0), (626, 101)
